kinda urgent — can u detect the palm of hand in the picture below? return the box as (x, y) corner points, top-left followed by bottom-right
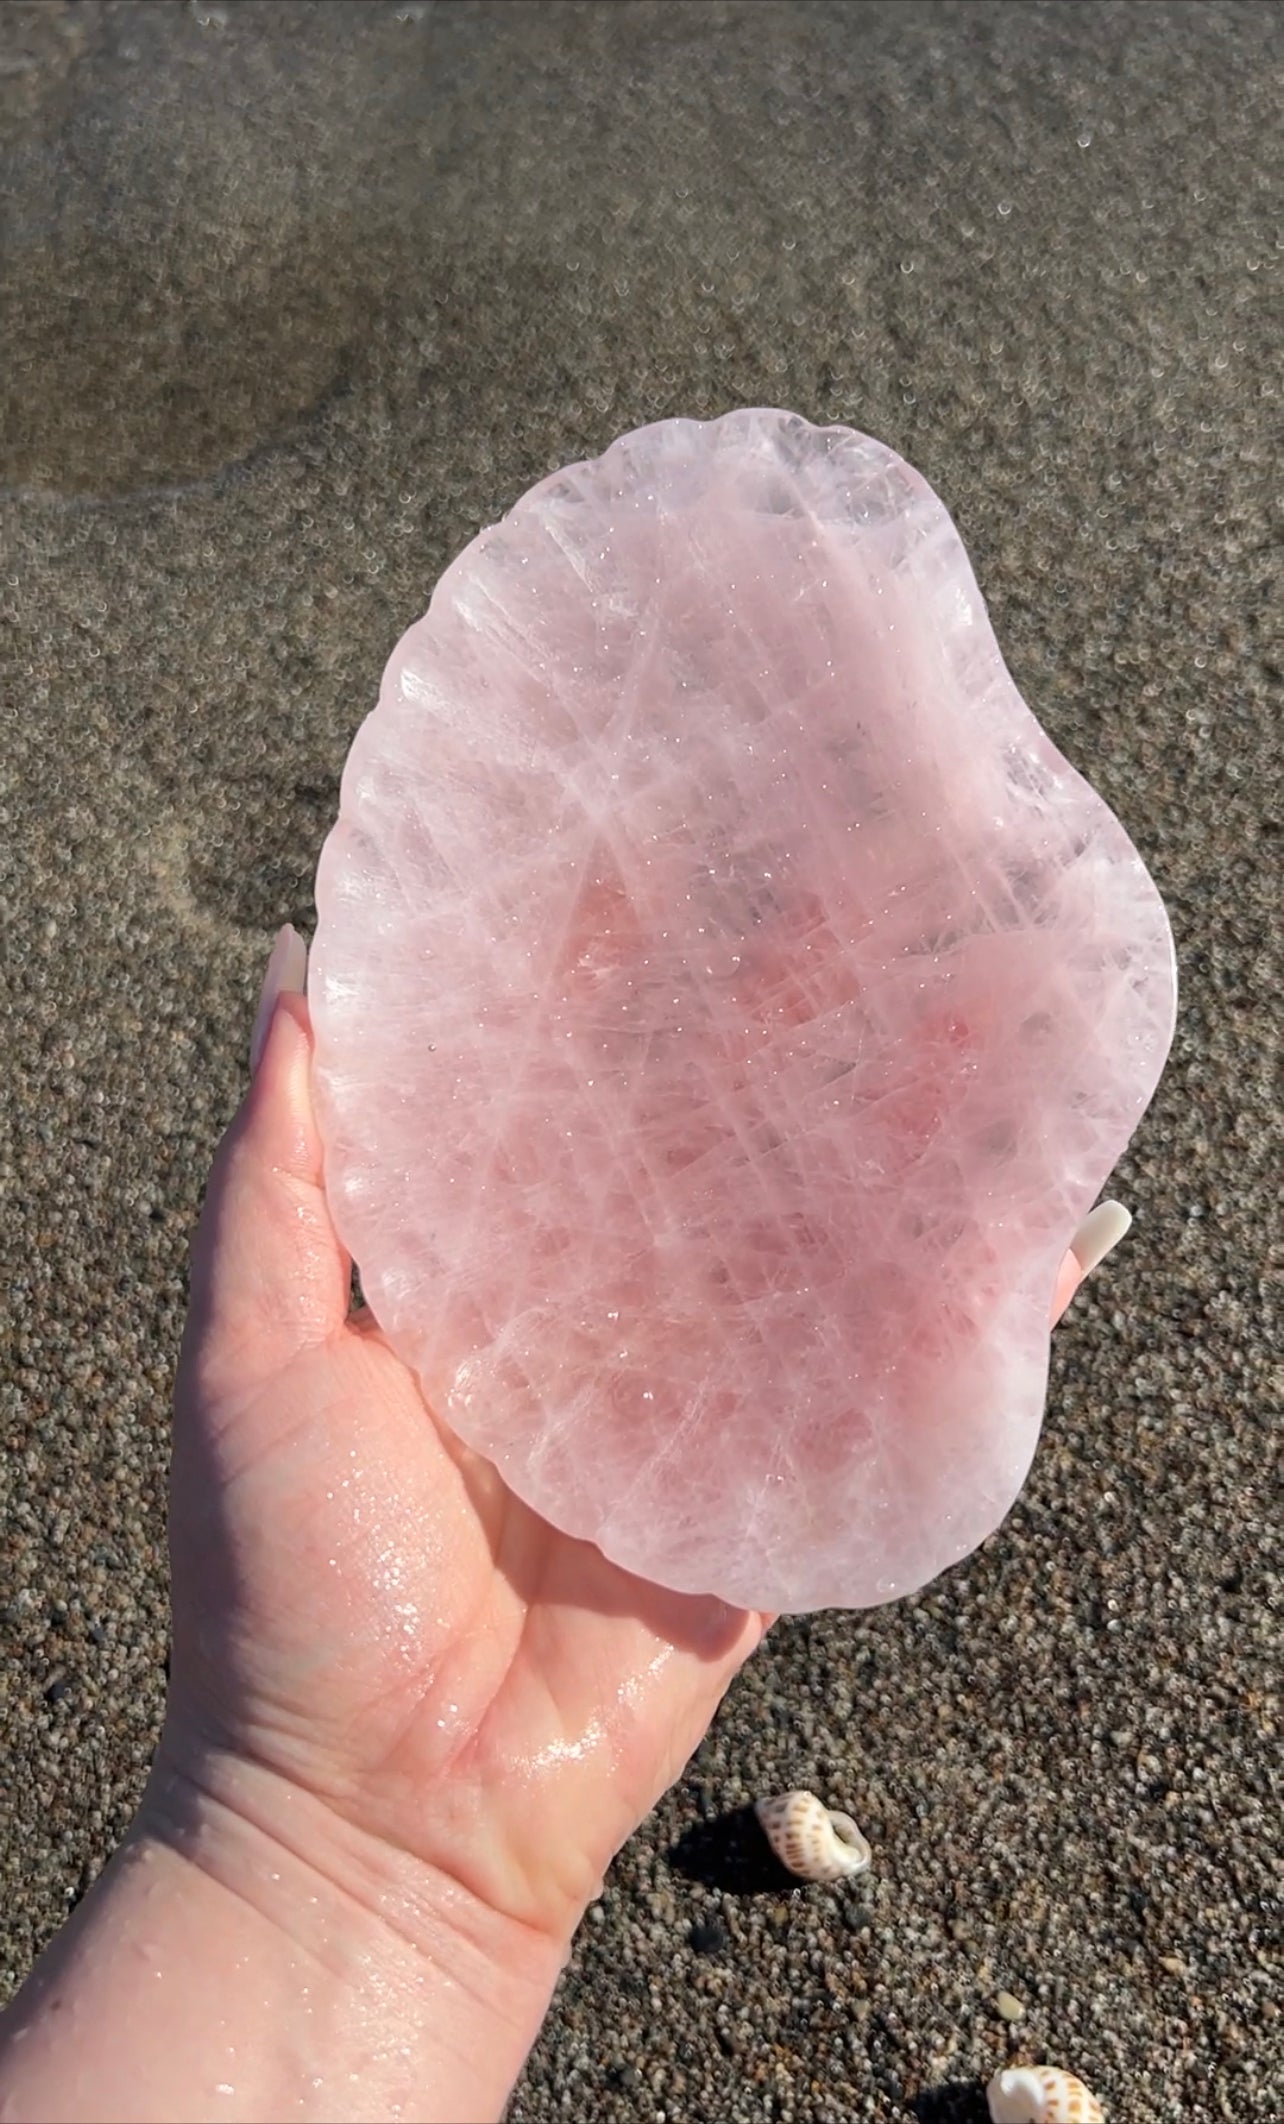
(169, 991), (764, 1946)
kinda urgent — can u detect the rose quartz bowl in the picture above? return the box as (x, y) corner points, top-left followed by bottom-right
(311, 411), (1176, 1612)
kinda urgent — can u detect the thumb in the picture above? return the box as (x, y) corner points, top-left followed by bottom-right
(179, 927), (351, 1405)
(1050, 1199), (1132, 1324)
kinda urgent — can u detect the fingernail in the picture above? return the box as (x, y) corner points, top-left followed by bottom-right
(249, 924), (308, 1075)
(1069, 1199), (1132, 1278)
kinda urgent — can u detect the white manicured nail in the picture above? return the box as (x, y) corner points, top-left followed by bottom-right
(249, 924), (309, 1075)
(1070, 1199), (1132, 1277)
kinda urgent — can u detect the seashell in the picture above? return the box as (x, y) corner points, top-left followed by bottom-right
(986, 2065), (1105, 2123)
(753, 1790), (871, 1882)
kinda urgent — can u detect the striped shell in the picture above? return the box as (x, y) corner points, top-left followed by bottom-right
(986, 2066), (1105, 2123)
(753, 1790), (871, 1882)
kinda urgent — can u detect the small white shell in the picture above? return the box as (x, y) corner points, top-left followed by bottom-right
(986, 2065), (1105, 2123)
(753, 1790), (871, 1882)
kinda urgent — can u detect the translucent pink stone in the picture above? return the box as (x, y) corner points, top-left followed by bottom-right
(311, 411), (1176, 1613)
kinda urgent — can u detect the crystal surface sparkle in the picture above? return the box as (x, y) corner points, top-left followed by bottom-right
(311, 410), (1176, 1612)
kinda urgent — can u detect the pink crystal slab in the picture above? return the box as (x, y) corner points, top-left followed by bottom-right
(311, 410), (1176, 1613)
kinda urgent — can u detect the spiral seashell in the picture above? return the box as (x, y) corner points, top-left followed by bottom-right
(753, 1790), (871, 1882)
(986, 2065), (1105, 2123)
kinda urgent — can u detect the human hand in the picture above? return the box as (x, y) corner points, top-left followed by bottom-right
(163, 924), (1120, 1942)
(0, 927), (1126, 2124)
(2, 925), (768, 2124)
(162, 928), (770, 1965)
